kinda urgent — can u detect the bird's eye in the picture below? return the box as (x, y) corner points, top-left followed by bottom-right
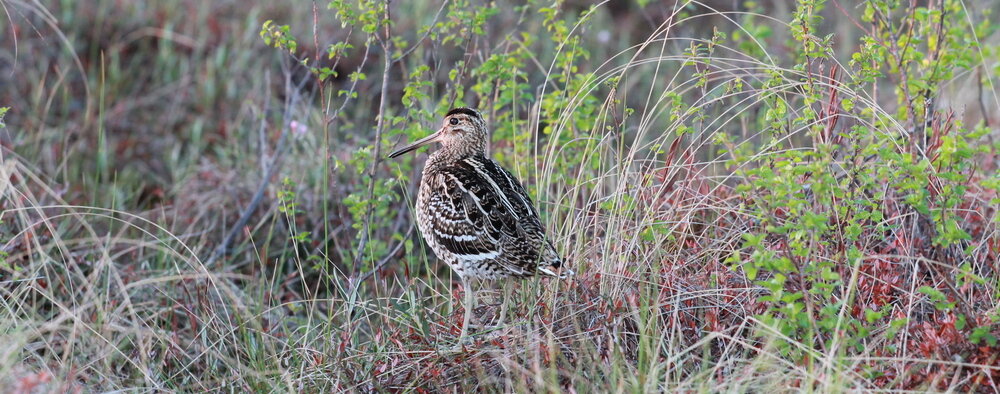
(449, 117), (459, 125)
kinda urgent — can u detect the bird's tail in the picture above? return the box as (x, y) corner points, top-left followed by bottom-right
(538, 240), (573, 279)
(539, 265), (574, 279)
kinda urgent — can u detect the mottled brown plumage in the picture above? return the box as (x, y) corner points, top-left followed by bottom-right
(389, 108), (569, 280)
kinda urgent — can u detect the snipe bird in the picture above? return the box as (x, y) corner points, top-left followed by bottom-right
(388, 107), (570, 343)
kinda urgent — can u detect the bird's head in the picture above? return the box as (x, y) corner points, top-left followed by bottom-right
(388, 107), (488, 159)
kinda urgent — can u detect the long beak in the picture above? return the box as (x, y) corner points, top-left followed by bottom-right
(387, 128), (443, 158)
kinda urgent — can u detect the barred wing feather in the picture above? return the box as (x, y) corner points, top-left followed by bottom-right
(423, 156), (564, 277)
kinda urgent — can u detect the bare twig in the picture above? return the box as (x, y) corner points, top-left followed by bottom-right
(347, 0), (449, 284)
(355, 225), (414, 285)
(977, 66), (992, 129)
(206, 62), (303, 266)
(393, 0), (450, 61)
(352, 2), (394, 274)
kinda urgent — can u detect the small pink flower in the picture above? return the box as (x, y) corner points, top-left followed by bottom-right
(290, 120), (308, 137)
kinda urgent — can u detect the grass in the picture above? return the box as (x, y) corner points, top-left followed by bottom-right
(2, 0), (1000, 391)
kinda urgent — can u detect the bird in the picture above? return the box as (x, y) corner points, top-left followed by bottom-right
(388, 107), (571, 344)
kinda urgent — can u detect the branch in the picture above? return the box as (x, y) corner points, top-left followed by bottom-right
(352, 2), (393, 274)
(393, 0), (450, 62)
(206, 61), (304, 266)
(355, 225), (414, 284)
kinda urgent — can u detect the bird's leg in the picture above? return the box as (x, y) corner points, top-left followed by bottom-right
(458, 275), (474, 345)
(496, 282), (512, 328)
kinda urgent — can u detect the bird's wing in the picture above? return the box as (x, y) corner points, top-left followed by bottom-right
(467, 157), (567, 276)
(425, 168), (511, 262)
(426, 156), (564, 277)
(460, 157), (544, 229)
